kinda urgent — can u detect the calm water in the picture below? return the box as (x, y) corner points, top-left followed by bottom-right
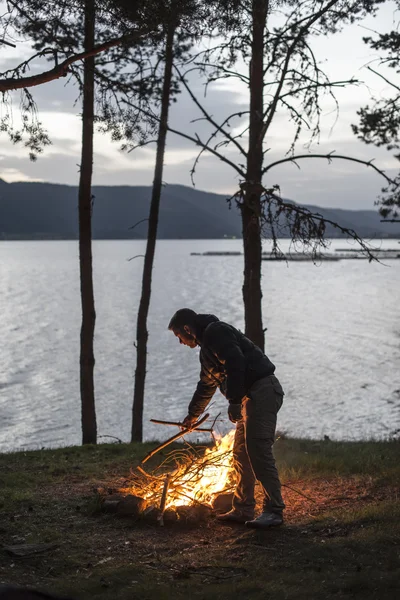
(0, 239), (399, 452)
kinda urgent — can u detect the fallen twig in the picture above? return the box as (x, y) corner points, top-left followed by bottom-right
(282, 483), (317, 503)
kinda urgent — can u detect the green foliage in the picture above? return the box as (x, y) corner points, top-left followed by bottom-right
(352, 1), (400, 218)
(1, 1), (233, 157)
(170, 0), (391, 261)
(275, 436), (400, 482)
(2, 0), (388, 166)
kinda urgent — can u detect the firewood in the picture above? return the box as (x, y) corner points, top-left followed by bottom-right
(157, 474), (172, 526)
(120, 425), (236, 518)
(117, 495), (147, 517)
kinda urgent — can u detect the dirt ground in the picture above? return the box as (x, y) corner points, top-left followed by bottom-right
(1, 441), (399, 599)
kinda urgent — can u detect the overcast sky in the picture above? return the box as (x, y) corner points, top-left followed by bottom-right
(0, 1), (399, 210)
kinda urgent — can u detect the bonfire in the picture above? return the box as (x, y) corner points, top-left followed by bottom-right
(116, 414), (237, 524)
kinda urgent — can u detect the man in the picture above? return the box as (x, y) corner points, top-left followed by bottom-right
(168, 308), (285, 529)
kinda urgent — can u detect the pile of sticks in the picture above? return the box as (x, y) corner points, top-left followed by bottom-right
(123, 414), (235, 525)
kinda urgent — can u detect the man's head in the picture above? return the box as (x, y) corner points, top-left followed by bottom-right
(168, 308), (198, 348)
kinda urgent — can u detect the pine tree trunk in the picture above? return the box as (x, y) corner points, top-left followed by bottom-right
(131, 21), (176, 442)
(79, 0), (97, 445)
(242, 0), (268, 352)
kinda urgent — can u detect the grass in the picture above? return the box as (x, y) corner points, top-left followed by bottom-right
(276, 436), (400, 480)
(0, 437), (399, 599)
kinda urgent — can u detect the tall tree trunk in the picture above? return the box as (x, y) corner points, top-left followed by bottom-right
(79, 0), (97, 445)
(131, 20), (176, 442)
(242, 0), (268, 351)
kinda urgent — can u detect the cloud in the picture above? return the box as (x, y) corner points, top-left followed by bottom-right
(0, 166), (43, 182)
(1, 119), (397, 210)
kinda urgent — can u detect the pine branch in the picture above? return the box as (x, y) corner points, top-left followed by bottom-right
(262, 0), (340, 141)
(121, 98), (246, 178)
(278, 78), (359, 102)
(0, 31), (148, 92)
(367, 66), (400, 93)
(263, 152), (395, 186)
(0, 39), (16, 48)
(175, 65), (247, 159)
(260, 187), (381, 263)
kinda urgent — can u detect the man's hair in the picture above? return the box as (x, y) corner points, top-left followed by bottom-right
(168, 308), (198, 332)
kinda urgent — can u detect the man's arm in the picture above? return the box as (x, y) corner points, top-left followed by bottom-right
(187, 366), (218, 419)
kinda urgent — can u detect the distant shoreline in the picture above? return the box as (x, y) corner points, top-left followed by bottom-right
(1, 235), (400, 241)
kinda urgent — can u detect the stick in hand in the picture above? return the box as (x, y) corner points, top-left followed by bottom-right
(140, 413), (210, 465)
(149, 418), (212, 432)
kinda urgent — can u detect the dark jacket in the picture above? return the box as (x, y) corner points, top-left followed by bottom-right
(188, 314), (276, 418)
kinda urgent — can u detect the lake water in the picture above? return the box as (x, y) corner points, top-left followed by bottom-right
(0, 239), (399, 452)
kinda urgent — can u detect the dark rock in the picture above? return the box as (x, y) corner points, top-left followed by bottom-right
(163, 508), (178, 523)
(175, 506), (192, 523)
(176, 504), (212, 523)
(102, 500), (120, 514)
(192, 504), (213, 522)
(116, 495), (147, 517)
(142, 505), (161, 523)
(103, 494), (124, 503)
(212, 493), (234, 513)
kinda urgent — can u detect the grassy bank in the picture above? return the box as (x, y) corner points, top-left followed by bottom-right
(0, 437), (399, 599)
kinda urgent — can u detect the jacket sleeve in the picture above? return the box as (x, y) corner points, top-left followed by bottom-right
(188, 366), (218, 418)
(206, 325), (246, 404)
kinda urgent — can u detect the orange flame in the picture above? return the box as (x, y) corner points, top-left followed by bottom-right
(165, 429), (235, 507)
(126, 430), (236, 509)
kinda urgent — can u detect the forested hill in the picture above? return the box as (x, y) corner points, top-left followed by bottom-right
(1, 179), (400, 239)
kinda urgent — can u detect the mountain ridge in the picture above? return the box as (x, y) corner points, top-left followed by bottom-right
(0, 179), (399, 239)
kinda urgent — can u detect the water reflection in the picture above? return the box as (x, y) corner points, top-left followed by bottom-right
(0, 239), (399, 450)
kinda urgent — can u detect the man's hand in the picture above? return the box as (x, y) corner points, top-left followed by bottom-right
(181, 414), (198, 430)
(228, 403), (242, 423)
